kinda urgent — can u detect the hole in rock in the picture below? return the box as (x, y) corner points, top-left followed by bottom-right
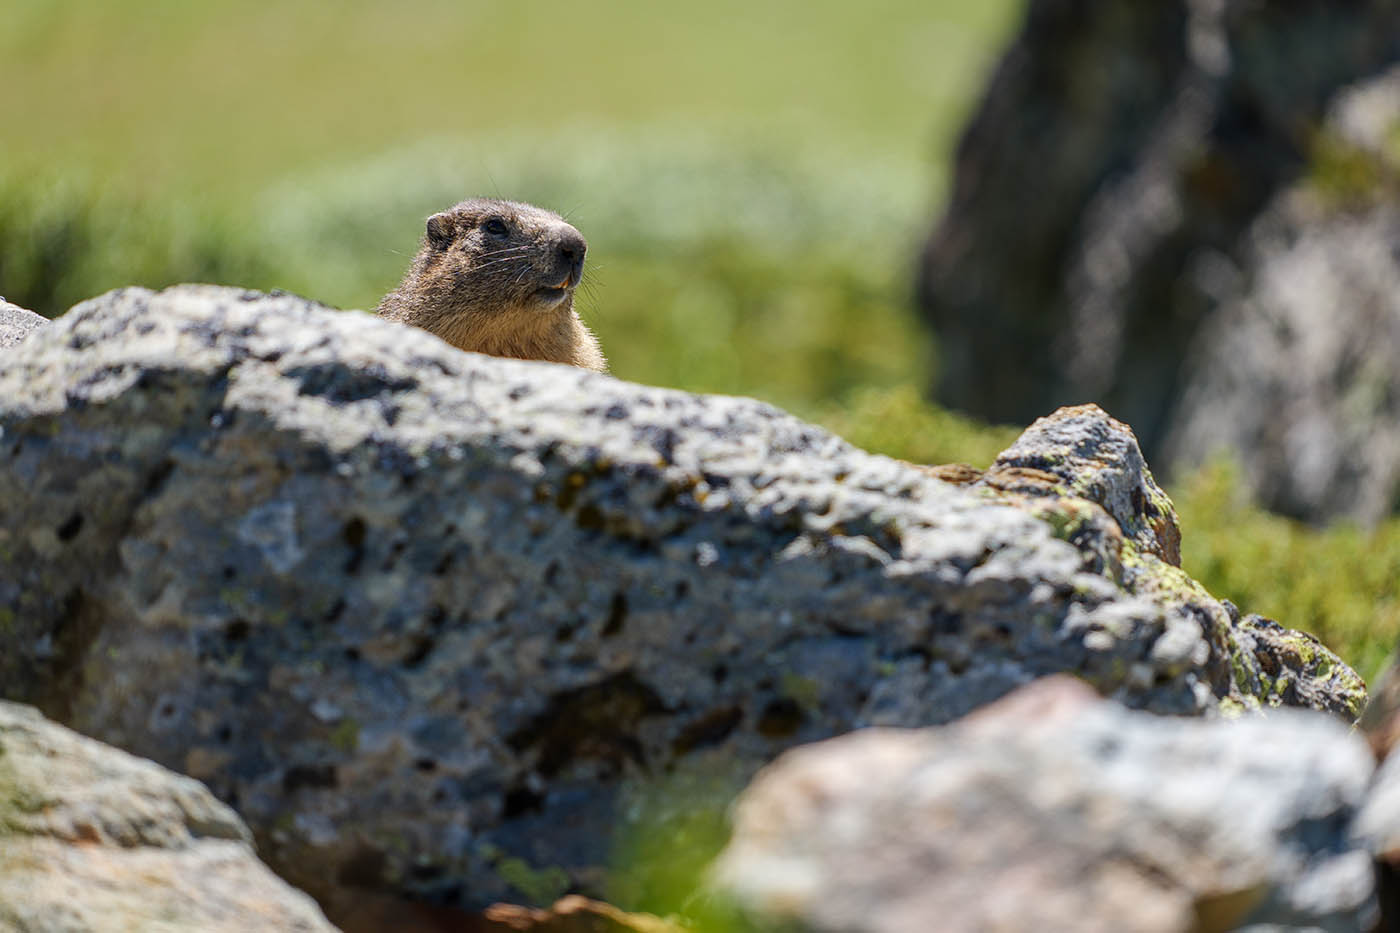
(503, 785), (546, 818)
(403, 635), (436, 668)
(672, 706), (742, 755)
(602, 592), (627, 637)
(757, 698), (806, 738)
(56, 513), (84, 541)
(342, 518), (367, 574)
(337, 846), (387, 888)
(283, 763), (338, 792)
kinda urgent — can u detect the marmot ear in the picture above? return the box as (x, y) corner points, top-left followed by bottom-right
(425, 212), (456, 248)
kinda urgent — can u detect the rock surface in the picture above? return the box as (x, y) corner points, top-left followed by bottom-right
(917, 0), (1400, 464)
(0, 299), (46, 349)
(0, 285), (1362, 917)
(710, 676), (1379, 933)
(0, 700), (335, 932)
(972, 406), (1365, 720)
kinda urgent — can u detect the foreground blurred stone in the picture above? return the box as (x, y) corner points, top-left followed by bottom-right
(0, 285), (1362, 918)
(0, 701), (335, 932)
(481, 896), (682, 932)
(711, 677), (1379, 933)
(918, 0), (1400, 515)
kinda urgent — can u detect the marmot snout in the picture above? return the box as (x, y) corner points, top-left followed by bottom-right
(377, 198), (607, 372)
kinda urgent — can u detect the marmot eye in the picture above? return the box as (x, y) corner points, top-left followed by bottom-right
(483, 218), (509, 236)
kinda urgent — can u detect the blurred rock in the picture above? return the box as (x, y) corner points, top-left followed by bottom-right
(0, 285), (1362, 917)
(711, 676), (1379, 933)
(0, 299), (46, 349)
(481, 896), (683, 932)
(918, 0), (1400, 464)
(1361, 657), (1400, 762)
(0, 700), (335, 932)
(1164, 68), (1400, 524)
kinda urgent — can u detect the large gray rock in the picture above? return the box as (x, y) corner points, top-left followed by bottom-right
(1165, 67), (1400, 525)
(917, 0), (1400, 461)
(0, 300), (46, 349)
(0, 285), (1361, 917)
(710, 677), (1379, 933)
(0, 700), (335, 932)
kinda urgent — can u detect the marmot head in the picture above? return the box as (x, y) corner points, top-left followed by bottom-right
(377, 197), (606, 372)
(418, 198), (587, 317)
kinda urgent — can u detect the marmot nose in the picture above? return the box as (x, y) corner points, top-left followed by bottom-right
(556, 230), (587, 266)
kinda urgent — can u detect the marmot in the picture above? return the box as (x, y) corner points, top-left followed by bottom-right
(377, 198), (607, 372)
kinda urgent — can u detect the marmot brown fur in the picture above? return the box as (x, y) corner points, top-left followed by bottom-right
(377, 198), (606, 372)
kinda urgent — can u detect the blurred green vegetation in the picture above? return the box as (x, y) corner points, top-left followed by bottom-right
(1176, 463), (1400, 683)
(0, 0), (1013, 199)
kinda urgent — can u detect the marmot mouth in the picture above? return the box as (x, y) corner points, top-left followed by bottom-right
(533, 272), (575, 306)
(534, 284), (573, 306)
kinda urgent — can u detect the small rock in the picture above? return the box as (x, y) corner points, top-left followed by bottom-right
(0, 700), (336, 932)
(710, 677), (1378, 933)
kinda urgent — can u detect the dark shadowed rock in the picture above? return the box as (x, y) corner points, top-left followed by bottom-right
(0, 299), (46, 349)
(711, 677), (1378, 933)
(918, 0), (1400, 460)
(1165, 66), (1400, 525)
(0, 285), (1362, 918)
(0, 701), (336, 932)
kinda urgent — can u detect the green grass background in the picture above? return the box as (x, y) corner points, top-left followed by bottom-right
(5, 11), (1400, 910)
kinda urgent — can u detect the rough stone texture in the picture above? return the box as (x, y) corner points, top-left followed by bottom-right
(710, 677), (1379, 933)
(0, 700), (335, 932)
(0, 285), (1362, 917)
(1164, 67), (1400, 523)
(1228, 611), (1372, 721)
(917, 0), (1400, 462)
(978, 404), (1183, 565)
(973, 407), (1365, 721)
(0, 300), (46, 349)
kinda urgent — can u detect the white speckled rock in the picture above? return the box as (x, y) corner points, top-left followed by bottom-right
(0, 299), (46, 349)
